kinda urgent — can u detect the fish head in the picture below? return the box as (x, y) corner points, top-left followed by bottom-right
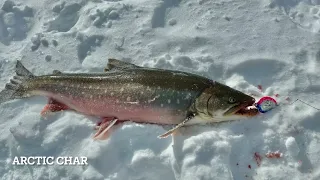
(194, 82), (259, 121)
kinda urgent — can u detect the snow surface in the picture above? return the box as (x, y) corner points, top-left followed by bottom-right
(0, 0), (320, 179)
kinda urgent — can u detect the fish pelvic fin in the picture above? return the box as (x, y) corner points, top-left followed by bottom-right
(0, 61), (35, 104)
(93, 117), (125, 140)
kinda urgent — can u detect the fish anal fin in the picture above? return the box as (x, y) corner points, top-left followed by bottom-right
(40, 98), (70, 116)
(105, 58), (140, 72)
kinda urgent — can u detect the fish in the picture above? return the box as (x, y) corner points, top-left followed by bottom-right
(0, 59), (259, 140)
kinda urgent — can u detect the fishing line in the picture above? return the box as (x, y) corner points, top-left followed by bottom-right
(288, 99), (320, 111)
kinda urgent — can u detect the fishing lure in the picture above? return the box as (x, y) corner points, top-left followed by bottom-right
(255, 96), (320, 114)
(254, 85), (320, 114)
(255, 96), (278, 113)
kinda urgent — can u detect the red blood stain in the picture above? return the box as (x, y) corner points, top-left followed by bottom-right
(257, 85), (262, 91)
(248, 165), (251, 169)
(254, 152), (262, 166)
(266, 151), (282, 158)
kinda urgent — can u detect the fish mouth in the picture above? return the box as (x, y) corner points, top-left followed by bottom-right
(234, 104), (259, 116)
(224, 99), (259, 117)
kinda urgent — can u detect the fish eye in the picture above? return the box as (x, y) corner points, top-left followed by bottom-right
(228, 97), (236, 103)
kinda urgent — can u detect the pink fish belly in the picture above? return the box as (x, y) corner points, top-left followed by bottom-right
(48, 94), (184, 125)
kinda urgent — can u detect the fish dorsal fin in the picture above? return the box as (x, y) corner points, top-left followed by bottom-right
(104, 58), (140, 72)
(52, 70), (62, 74)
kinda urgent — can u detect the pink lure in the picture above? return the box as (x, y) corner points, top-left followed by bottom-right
(255, 96), (278, 113)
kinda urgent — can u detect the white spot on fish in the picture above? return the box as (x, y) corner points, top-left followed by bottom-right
(77, 84), (80, 88)
(177, 99), (180, 104)
(90, 95), (93, 99)
(140, 91), (144, 95)
(60, 82), (64, 86)
(168, 99), (171, 104)
(111, 92), (114, 96)
(148, 95), (160, 103)
(120, 87), (124, 92)
(65, 87), (68, 90)
(127, 97), (131, 101)
(161, 104), (164, 107)
(81, 92), (85, 95)
(157, 86), (161, 90)
(104, 90), (107, 93)
(124, 100), (139, 105)
(89, 85), (92, 89)
(185, 92), (192, 100)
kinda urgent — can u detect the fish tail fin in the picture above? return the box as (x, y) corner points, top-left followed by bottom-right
(0, 61), (35, 104)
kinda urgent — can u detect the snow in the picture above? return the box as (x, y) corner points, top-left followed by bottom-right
(0, 0), (320, 179)
(285, 136), (300, 157)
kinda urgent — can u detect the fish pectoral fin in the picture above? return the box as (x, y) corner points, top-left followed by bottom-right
(105, 58), (141, 72)
(93, 117), (122, 140)
(40, 98), (70, 117)
(158, 124), (183, 139)
(158, 113), (196, 139)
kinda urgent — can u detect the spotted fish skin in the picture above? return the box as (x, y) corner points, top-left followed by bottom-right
(1, 61), (212, 125)
(0, 59), (258, 139)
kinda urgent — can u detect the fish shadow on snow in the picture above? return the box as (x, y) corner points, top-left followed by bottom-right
(226, 58), (287, 87)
